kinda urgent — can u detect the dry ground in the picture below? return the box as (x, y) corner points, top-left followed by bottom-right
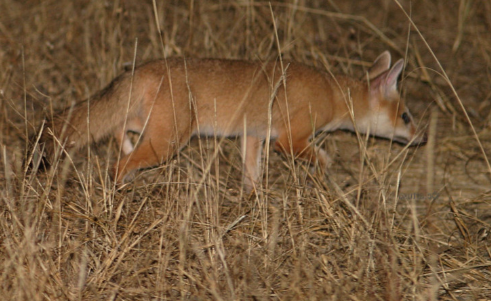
(1, 0), (491, 300)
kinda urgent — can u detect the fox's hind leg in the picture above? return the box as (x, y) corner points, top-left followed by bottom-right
(115, 119), (145, 155)
(113, 117), (193, 184)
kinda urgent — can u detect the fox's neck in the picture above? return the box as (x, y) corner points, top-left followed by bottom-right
(328, 77), (370, 132)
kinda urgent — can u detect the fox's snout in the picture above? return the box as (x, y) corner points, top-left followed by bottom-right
(393, 130), (427, 146)
(409, 131), (427, 145)
(392, 111), (427, 146)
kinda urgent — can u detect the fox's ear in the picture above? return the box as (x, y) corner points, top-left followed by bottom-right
(370, 58), (404, 98)
(384, 59), (404, 92)
(368, 51), (391, 80)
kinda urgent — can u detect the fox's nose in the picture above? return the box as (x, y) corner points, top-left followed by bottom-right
(412, 132), (427, 145)
(421, 132), (428, 144)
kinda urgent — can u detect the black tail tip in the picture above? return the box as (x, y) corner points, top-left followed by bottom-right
(25, 142), (52, 174)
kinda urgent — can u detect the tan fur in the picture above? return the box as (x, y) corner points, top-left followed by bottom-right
(35, 51), (426, 190)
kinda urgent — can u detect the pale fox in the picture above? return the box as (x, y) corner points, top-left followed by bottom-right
(31, 51), (426, 190)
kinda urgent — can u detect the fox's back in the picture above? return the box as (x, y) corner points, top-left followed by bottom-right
(132, 58), (346, 137)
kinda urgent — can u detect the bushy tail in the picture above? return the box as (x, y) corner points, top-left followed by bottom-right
(34, 71), (141, 168)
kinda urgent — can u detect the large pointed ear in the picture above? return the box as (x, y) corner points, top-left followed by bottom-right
(369, 58), (404, 98)
(384, 59), (404, 93)
(367, 51), (391, 80)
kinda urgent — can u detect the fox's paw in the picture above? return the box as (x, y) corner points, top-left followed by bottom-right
(315, 147), (333, 169)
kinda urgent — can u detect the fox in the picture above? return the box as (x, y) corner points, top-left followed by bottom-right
(31, 51), (426, 190)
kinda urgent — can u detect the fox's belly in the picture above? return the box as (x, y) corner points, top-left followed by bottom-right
(194, 121), (279, 139)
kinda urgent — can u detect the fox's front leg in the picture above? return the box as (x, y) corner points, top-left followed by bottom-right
(274, 133), (333, 170)
(241, 135), (264, 192)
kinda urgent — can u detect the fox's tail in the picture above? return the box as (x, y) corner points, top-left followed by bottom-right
(33, 71), (141, 169)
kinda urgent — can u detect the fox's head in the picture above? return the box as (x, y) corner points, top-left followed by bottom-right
(361, 51), (426, 145)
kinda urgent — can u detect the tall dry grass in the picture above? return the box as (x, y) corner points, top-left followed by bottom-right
(0, 0), (490, 300)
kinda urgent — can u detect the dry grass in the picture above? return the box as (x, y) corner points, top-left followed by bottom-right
(1, 0), (491, 300)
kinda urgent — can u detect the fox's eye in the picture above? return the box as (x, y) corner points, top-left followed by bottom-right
(401, 112), (411, 124)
